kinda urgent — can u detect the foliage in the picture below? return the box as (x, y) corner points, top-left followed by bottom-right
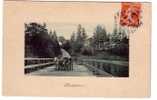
(25, 22), (129, 60)
(70, 24), (88, 54)
(25, 22), (61, 58)
(93, 25), (107, 42)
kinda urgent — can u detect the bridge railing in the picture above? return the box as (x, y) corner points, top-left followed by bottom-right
(76, 59), (129, 77)
(25, 58), (54, 65)
(25, 58), (54, 74)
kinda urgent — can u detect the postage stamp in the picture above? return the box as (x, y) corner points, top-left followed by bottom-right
(120, 2), (142, 28)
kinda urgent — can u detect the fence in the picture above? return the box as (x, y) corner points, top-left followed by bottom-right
(25, 58), (54, 65)
(25, 58), (54, 74)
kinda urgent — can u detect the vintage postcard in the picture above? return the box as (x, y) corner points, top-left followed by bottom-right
(3, 1), (151, 97)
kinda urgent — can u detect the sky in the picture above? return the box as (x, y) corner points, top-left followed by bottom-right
(46, 22), (113, 40)
(23, 2), (121, 39)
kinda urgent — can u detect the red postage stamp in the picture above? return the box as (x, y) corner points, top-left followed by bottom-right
(120, 2), (142, 27)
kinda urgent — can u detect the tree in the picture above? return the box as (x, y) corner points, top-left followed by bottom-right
(52, 30), (57, 40)
(62, 40), (72, 53)
(92, 25), (107, 50)
(49, 29), (53, 36)
(74, 24), (85, 52)
(93, 25), (107, 41)
(70, 32), (75, 42)
(76, 24), (83, 42)
(81, 27), (87, 42)
(70, 24), (88, 54)
(43, 22), (46, 28)
(25, 22), (61, 58)
(58, 36), (66, 44)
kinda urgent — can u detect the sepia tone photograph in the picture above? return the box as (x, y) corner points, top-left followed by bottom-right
(23, 2), (133, 77)
(24, 12), (129, 77)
